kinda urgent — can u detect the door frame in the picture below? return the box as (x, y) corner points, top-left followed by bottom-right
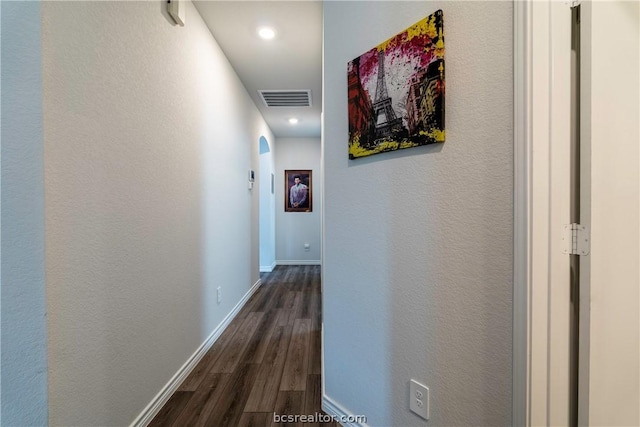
(512, 2), (531, 423)
(514, 1), (574, 424)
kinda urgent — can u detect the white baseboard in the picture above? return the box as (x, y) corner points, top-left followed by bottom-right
(260, 261), (277, 272)
(321, 323), (325, 396)
(276, 260), (322, 266)
(131, 278), (262, 427)
(322, 395), (370, 427)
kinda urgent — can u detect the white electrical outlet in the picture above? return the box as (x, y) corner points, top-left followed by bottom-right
(217, 287), (222, 304)
(410, 379), (429, 420)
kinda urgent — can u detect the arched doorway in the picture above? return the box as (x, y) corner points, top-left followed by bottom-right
(259, 136), (276, 271)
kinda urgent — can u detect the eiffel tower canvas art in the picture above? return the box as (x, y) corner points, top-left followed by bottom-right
(347, 10), (445, 159)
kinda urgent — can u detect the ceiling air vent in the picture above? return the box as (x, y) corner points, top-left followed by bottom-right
(258, 90), (312, 108)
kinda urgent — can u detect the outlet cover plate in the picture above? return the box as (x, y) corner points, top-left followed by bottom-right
(410, 379), (429, 420)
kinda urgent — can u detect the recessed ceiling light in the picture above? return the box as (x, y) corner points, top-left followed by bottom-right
(288, 118), (299, 125)
(258, 27), (276, 40)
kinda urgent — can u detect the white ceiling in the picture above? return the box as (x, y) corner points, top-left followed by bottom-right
(193, 0), (323, 139)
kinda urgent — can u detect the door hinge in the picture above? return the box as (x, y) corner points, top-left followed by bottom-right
(562, 223), (590, 255)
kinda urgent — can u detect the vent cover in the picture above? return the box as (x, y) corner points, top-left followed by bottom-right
(258, 90), (312, 107)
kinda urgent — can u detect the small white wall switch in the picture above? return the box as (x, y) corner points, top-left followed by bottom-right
(410, 379), (429, 420)
(304, 243), (310, 251)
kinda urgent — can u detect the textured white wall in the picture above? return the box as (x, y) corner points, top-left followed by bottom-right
(1, 2), (48, 425)
(323, 2), (513, 425)
(41, 1), (273, 425)
(275, 138), (322, 264)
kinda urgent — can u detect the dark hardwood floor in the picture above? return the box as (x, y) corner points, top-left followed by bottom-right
(150, 265), (337, 427)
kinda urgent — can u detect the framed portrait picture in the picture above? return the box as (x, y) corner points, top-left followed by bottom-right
(285, 170), (312, 212)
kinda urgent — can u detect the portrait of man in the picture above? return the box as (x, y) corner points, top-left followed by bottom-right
(285, 170), (312, 212)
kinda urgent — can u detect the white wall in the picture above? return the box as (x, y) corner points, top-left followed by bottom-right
(0, 2), (49, 425)
(275, 137), (322, 264)
(41, 1), (273, 425)
(260, 136), (277, 271)
(323, 2), (513, 425)
(582, 2), (639, 424)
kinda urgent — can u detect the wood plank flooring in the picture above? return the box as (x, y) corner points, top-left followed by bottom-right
(150, 265), (337, 427)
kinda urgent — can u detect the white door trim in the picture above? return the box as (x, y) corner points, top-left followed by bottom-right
(514, 1), (574, 425)
(513, 1), (532, 425)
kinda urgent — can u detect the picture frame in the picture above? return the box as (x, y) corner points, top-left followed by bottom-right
(284, 170), (312, 212)
(347, 9), (445, 159)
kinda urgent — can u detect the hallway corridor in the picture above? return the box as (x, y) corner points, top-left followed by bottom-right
(150, 265), (335, 426)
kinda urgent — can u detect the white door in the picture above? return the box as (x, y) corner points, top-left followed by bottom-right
(579, 2), (640, 425)
(521, 1), (639, 425)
